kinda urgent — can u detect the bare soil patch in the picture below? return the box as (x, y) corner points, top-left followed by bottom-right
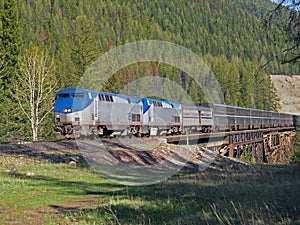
(271, 75), (300, 115)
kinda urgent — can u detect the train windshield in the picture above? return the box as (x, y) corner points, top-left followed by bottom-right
(71, 93), (85, 98)
(57, 93), (70, 99)
(57, 93), (85, 99)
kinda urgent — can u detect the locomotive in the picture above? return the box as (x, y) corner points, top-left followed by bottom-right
(54, 88), (298, 138)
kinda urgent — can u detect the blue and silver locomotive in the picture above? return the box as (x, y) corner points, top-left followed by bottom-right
(54, 88), (182, 137)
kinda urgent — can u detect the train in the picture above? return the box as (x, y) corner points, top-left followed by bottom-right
(54, 88), (298, 138)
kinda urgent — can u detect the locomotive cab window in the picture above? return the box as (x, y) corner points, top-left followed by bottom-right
(71, 93), (84, 98)
(57, 93), (70, 99)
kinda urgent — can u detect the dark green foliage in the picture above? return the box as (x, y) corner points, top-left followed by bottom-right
(118, 0), (298, 74)
(204, 54), (279, 110)
(58, 15), (102, 88)
(265, 0), (300, 67)
(0, 0), (20, 85)
(0, 0), (21, 141)
(291, 120), (300, 163)
(16, 0), (299, 80)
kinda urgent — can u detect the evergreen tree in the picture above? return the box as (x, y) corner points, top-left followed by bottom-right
(266, 0), (300, 66)
(60, 15), (102, 87)
(238, 60), (254, 108)
(0, 0), (21, 141)
(0, 0), (20, 86)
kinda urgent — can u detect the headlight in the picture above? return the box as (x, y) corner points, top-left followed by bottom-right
(63, 108), (72, 113)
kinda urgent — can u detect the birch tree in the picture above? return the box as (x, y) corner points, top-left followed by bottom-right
(14, 46), (57, 141)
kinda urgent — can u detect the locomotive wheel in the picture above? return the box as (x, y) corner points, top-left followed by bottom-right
(130, 126), (141, 137)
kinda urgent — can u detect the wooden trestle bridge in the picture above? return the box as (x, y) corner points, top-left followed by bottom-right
(162, 127), (296, 163)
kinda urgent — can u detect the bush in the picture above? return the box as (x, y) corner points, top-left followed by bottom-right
(291, 120), (300, 163)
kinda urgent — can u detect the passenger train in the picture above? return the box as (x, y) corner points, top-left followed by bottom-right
(54, 88), (298, 138)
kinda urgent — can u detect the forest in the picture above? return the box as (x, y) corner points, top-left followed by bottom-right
(0, 0), (298, 141)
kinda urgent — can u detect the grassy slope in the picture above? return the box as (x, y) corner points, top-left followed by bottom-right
(0, 156), (122, 224)
(0, 154), (299, 224)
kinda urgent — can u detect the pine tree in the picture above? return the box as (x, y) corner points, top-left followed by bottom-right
(0, 0), (20, 86)
(238, 60), (254, 108)
(70, 15), (100, 76)
(0, 0), (21, 141)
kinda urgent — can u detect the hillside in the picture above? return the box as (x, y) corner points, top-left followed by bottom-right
(16, 0), (298, 76)
(0, 0), (297, 140)
(271, 75), (300, 115)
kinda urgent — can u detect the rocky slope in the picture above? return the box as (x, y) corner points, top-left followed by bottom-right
(271, 75), (300, 115)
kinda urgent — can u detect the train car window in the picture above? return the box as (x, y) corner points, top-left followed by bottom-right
(109, 96), (113, 102)
(251, 110), (261, 116)
(215, 105), (225, 113)
(105, 95), (110, 101)
(57, 93), (69, 99)
(227, 107), (235, 115)
(71, 93), (84, 98)
(201, 111), (212, 117)
(127, 98), (131, 104)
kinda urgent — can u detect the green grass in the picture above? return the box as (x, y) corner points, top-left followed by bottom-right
(0, 154), (300, 224)
(0, 155), (122, 224)
(66, 165), (300, 225)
